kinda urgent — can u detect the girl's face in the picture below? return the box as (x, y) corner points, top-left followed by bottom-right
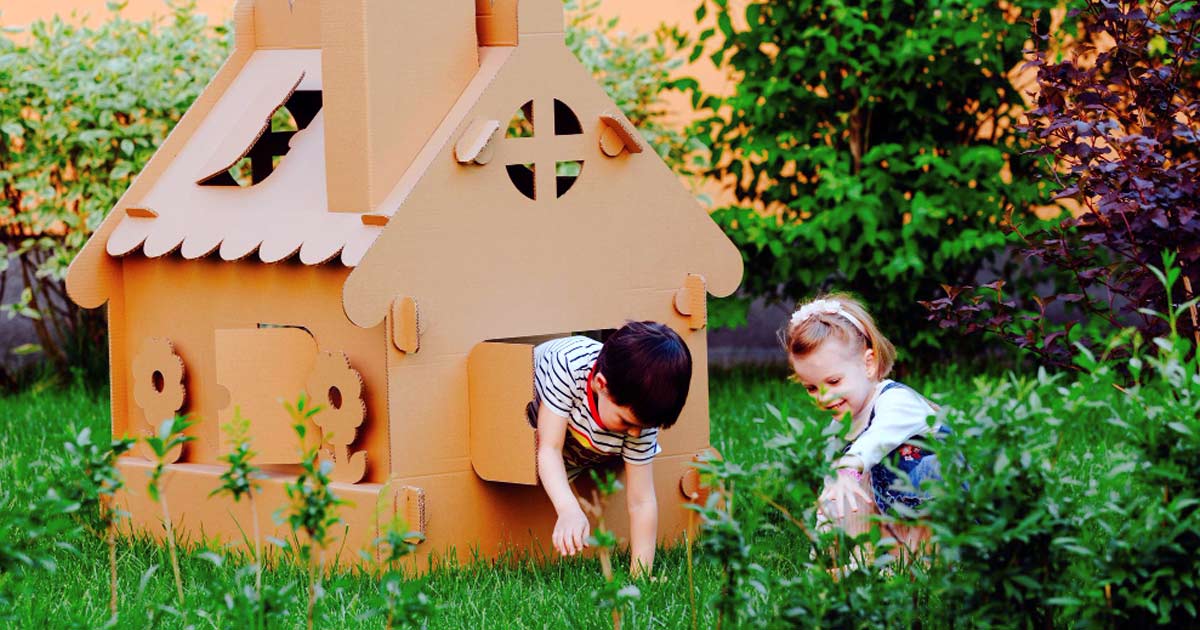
(790, 337), (878, 420)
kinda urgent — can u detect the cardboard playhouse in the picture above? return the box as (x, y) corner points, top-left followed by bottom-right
(65, 0), (743, 567)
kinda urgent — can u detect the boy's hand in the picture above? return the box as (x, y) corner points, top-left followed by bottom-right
(819, 472), (871, 520)
(553, 507), (591, 556)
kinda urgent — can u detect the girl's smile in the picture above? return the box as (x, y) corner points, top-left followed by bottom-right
(790, 337), (878, 421)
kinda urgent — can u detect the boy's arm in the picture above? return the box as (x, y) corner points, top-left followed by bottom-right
(625, 460), (658, 578)
(535, 405), (590, 556)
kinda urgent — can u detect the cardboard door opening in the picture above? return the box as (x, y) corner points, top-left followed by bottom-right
(199, 90), (324, 187)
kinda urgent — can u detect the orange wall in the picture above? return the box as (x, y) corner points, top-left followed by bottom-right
(0, 0), (233, 28)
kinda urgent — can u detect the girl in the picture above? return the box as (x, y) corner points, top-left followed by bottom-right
(780, 293), (946, 555)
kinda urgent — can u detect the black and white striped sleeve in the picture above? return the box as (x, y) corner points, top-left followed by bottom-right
(622, 428), (661, 465)
(534, 338), (594, 418)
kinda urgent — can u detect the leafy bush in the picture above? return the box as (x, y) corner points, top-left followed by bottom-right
(925, 0), (1200, 365)
(0, 4), (230, 386)
(692, 265), (1200, 626)
(565, 0), (698, 169)
(684, 0), (1055, 348)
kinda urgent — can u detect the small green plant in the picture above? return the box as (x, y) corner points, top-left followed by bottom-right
(191, 551), (300, 630)
(280, 394), (346, 630)
(145, 415), (195, 610)
(212, 407), (265, 598)
(363, 515), (433, 630)
(61, 428), (134, 618)
(580, 469), (640, 630)
(0, 485), (80, 621)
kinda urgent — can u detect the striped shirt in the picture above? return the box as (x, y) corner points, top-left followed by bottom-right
(532, 336), (661, 479)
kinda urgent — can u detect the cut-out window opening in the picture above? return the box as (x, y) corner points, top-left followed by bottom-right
(200, 90), (323, 187)
(553, 99), (582, 135)
(506, 163), (536, 200)
(555, 160), (583, 198)
(503, 99), (585, 201)
(506, 100), (534, 139)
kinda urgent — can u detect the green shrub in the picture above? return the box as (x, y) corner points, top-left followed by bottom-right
(0, 3), (229, 386)
(693, 267), (1200, 626)
(925, 0), (1200, 367)
(565, 0), (698, 170)
(684, 0), (1056, 348)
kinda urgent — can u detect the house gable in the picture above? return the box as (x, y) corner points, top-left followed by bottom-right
(341, 29), (743, 336)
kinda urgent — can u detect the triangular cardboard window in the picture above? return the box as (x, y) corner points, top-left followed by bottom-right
(198, 72), (323, 187)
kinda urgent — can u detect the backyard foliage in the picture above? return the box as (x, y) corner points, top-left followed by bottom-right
(688, 263), (1200, 627)
(686, 0), (1055, 349)
(1, 324), (1197, 626)
(924, 0), (1200, 366)
(0, 4), (230, 386)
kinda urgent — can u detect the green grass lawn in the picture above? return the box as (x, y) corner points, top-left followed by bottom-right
(0, 361), (1171, 628)
(0, 368), (817, 628)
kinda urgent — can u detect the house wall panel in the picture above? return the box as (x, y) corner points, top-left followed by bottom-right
(117, 256), (389, 481)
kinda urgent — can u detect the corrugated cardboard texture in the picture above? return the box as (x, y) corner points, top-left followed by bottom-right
(68, 0), (743, 567)
(64, 0), (257, 308)
(215, 327), (320, 464)
(254, 0), (322, 50)
(307, 350), (369, 483)
(321, 0), (480, 212)
(102, 50), (385, 266)
(467, 342), (538, 484)
(116, 257), (388, 479)
(113, 450), (706, 572)
(131, 337), (187, 461)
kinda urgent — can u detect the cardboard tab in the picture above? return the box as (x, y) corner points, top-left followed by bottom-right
(391, 297), (421, 353)
(673, 274), (708, 330)
(679, 447), (722, 503)
(379, 481), (427, 541)
(125, 207), (158, 219)
(467, 342), (538, 485)
(307, 351), (368, 484)
(454, 119), (501, 165)
(131, 337), (187, 461)
(598, 111), (645, 157)
(215, 327), (320, 464)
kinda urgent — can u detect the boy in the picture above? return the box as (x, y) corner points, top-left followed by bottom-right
(528, 321), (692, 578)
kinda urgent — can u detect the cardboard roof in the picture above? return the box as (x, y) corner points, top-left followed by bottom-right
(341, 9), (743, 329)
(66, 0), (742, 318)
(103, 50), (386, 266)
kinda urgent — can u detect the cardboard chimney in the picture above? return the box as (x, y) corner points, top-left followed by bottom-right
(65, 0), (743, 567)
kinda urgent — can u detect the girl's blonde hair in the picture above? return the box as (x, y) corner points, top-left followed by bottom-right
(778, 292), (896, 379)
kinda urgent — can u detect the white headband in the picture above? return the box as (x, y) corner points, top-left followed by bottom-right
(789, 299), (867, 337)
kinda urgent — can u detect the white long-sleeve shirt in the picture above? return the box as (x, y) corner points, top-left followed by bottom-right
(845, 380), (939, 469)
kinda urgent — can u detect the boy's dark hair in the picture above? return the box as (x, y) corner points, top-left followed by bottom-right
(595, 321), (692, 429)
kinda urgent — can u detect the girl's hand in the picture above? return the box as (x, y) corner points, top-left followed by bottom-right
(553, 507), (591, 556)
(819, 471), (872, 520)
